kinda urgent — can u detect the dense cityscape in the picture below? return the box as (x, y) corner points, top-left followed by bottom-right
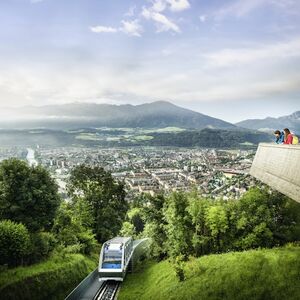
(0, 146), (258, 201)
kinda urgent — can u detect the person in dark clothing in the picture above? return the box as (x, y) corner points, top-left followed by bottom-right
(274, 130), (284, 144)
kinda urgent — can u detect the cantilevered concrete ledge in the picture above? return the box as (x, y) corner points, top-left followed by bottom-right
(250, 143), (300, 203)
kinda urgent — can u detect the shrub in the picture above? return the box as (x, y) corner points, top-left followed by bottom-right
(173, 255), (186, 282)
(77, 230), (97, 255)
(29, 232), (57, 263)
(56, 227), (79, 246)
(0, 220), (31, 267)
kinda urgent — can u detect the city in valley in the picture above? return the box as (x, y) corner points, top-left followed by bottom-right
(0, 146), (259, 201)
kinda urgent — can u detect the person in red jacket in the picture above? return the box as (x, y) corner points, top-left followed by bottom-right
(283, 128), (293, 144)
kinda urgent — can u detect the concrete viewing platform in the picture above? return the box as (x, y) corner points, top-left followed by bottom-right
(250, 143), (300, 203)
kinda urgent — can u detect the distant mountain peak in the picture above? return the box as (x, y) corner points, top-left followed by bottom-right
(289, 111), (300, 119)
(236, 111), (300, 134)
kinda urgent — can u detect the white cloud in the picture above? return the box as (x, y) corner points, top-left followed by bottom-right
(141, 0), (189, 33)
(90, 1), (189, 37)
(215, 0), (266, 19)
(142, 8), (181, 33)
(1, 43), (299, 113)
(166, 0), (190, 12)
(214, 0), (299, 20)
(120, 20), (143, 37)
(151, 0), (167, 12)
(90, 26), (118, 33)
(204, 38), (300, 67)
(90, 20), (142, 37)
(124, 5), (136, 17)
(151, 0), (190, 12)
(199, 15), (207, 23)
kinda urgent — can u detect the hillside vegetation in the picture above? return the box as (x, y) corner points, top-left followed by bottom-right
(0, 159), (127, 298)
(0, 127), (271, 148)
(0, 253), (97, 300)
(119, 245), (300, 300)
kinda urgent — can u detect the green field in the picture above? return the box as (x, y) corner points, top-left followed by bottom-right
(118, 245), (300, 300)
(75, 133), (104, 141)
(73, 127), (185, 143)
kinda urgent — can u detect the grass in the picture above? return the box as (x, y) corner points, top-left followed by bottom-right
(0, 253), (97, 300)
(118, 245), (300, 300)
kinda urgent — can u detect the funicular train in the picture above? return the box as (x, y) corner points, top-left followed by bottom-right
(98, 237), (133, 281)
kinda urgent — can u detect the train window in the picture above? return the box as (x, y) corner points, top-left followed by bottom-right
(102, 243), (122, 269)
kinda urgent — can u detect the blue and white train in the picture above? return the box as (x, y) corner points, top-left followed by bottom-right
(98, 237), (133, 282)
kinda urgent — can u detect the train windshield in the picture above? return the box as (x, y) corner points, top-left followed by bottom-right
(102, 243), (122, 269)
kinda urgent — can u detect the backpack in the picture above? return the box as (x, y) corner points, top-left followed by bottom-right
(292, 135), (299, 144)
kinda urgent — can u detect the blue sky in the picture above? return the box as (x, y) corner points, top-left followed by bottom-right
(0, 0), (299, 122)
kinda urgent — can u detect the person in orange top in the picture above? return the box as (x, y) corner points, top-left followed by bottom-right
(283, 128), (293, 144)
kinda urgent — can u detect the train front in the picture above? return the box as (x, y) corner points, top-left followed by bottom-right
(98, 241), (125, 281)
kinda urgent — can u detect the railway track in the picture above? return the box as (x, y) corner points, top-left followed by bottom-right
(93, 281), (120, 300)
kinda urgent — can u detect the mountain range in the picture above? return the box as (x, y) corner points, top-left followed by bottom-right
(1, 101), (298, 133)
(0, 101), (236, 130)
(236, 111), (300, 134)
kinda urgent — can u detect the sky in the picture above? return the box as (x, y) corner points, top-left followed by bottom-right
(0, 0), (299, 123)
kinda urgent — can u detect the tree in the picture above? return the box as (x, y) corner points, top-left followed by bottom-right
(164, 192), (193, 260)
(120, 221), (136, 237)
(68, 165), (128, 243)
(234, 188), (274, 250)
(267, 191), (300, 244)
(0, 159), (61, 232)
(205, 204), (229, 252)
(120, 207), (145, 239)
(142, 194), (168, 260)
(127, 207), (145, 235)
(187, 194), (211, 256)
(52, 202), (97, 255)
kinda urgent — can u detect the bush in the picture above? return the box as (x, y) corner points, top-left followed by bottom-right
(0, 220), (31, 267)
(29, 232), (57, 263)
(57, 227), (79, 246)
(77, 230), (97, 255)
(173, 255), (186, 282)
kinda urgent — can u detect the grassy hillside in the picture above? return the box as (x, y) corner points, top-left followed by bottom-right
(119, 245), (300, 300)
(0, 253), (97, 300)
